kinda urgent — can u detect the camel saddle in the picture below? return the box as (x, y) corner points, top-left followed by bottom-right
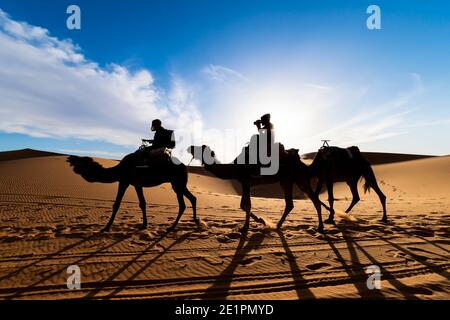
(135, 147), (172, 168)
(318, 146), (361, 162)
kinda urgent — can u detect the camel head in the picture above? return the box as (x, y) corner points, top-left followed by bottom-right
(187, 145), (216, 165)
(286, 148), (300, 158)
(284, 148), (302, 164)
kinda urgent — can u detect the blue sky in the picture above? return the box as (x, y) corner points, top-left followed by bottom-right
(0, 0), (449, 161)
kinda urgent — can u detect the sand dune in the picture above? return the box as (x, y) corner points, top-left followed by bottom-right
(302, 150), (435, 165)
(0, 151), (448, 299)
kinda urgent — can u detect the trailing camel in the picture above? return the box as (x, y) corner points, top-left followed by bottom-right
(67, 153), (198, 232)
(308, 146), (387, 224)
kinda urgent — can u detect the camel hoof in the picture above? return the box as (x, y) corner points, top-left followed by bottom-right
(324, 218), (335, 225)
(167, 225), (176, 232)
(140, 224), (148, 230)
(194, 218), (200, 226)
(101, 227), (110, 233)
(317, 225), (325, 234)
(239, 226), (249, 233)
(380, 218), (388, 224)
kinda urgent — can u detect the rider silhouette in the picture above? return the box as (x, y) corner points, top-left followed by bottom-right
(142, 119), (175, 151)
(254, 113), (274, 158)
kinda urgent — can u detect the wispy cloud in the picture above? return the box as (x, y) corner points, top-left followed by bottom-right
(202, 64), (249, 83)
(307, 73), (425, 148)
(0, 9), (202, 155)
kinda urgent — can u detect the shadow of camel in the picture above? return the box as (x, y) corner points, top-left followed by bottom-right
(339, 227), (417, 299)
(277, 230), (315, 299)
(322, 233), (382, 298)
(0, 234), (97, 284)
(103, 230), (195, 298)
(200, 231), (266, 299)
(7, 231), (138, 299)
(83, 230), (171, 298)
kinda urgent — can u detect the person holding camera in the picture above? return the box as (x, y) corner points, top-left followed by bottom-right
(253, 113), (274, 160)
(254, 113), (274, 131)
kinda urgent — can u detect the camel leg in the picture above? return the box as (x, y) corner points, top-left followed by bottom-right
(372, 183), (387, 223)
(250, 212), (266, 225)
(362, 163), (388, 222)
(296, 178), (324, 234)
(168, 191), (187, 232)
(314, 178), (332, 211)
(314, 178), (323, 197)
(324, 180), (335, 224)
(345, 179), (360, 214)
(277, 182), (294, 229)
(102, 182), (128, 232)
(184, 188), (199, 225)
(134, 186), (148, 230)
(239, 183), (251, 233)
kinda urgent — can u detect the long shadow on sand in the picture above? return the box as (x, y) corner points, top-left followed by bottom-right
(83, 230), (171, 298)
(200, 231), (266, 299)
(322, 233), (382, 299)
(277, 230), (315, 299)
(102, 230), (195, 299)
(339, 227), (417, 299)
(6, 231), (138, 299)
(394, 225), (449, 254)
(0, 234), (96, 285)
(377, 236), (450, 280)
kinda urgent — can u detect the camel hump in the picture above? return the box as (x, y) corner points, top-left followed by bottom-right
(346, 146), (361, 159)
(318, 146), (362, 161)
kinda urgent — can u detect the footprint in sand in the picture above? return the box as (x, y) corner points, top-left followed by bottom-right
(216, 235), (234, 243)
(285, 233), (295, 238)
(389, 249), (429, 262)
(305, 262), (332, 271)
(201, 256), (224, 266)
(239, 256), (262, 266)
(34, 233), (56, 240)
(226, 232), (242, 239)
(138, 231), (156, 241)
(2, 235), (24, 243)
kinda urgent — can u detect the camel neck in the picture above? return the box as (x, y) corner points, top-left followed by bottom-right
(203, 161), (236, 180)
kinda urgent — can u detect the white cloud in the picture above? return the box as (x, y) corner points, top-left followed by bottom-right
(202, 64), (249, 83)
(0, 9), (203, 158)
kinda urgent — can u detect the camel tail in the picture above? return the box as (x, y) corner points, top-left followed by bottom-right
(67, 155), (120, 183)
(361, 159), (377, 194)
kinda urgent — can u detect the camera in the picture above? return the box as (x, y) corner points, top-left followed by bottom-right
(254, 119), (261, 125)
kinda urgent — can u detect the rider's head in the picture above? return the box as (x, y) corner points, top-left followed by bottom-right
(261, 113), (271, 126)
(151, 119), (162, 131)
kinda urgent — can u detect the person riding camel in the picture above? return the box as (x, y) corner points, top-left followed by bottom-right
(141, 119), (175, 159)
(254, 113), (274, 157)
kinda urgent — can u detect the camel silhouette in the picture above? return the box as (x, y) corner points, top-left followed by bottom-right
(188, 145), (325, 233)
(67, 153), (198, 232)
(309, 146), (387, 224)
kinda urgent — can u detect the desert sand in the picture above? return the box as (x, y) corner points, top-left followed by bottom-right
(0, 149), (448, 299)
